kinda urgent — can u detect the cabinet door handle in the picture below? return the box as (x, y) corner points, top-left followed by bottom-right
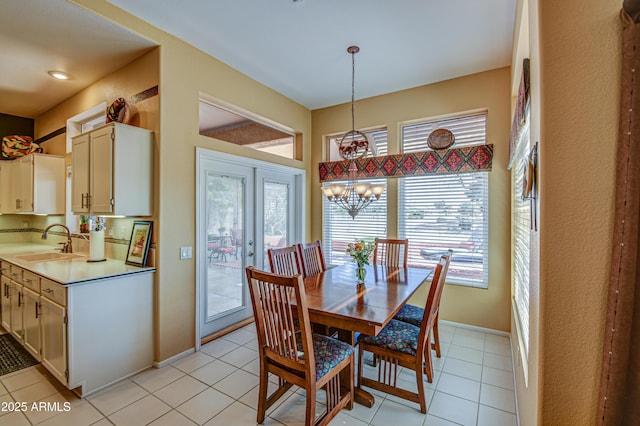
(35, 302), (40, 319)
(18, 291), (21, 307)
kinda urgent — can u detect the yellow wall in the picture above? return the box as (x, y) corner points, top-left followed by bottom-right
(70, 0), (312, 362)
(311, 67), (512, 332)
(510, 0), (621, 424)
(539, 0), (619, 423)
(35, 48), (160, 150)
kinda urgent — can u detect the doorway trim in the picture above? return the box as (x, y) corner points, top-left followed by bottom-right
(194, 147), (306, 349)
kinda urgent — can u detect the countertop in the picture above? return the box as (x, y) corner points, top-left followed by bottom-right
(0, 243), (155, 285)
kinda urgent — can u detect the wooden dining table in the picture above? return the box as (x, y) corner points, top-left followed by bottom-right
(301, 262), (433, 407)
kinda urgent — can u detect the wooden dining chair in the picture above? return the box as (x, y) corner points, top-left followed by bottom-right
(246, 267), (354, 425)
(356, 254), (450, 413)
(373, 238), (409, 268)
(394, 249), (453, 358)
(267, 245), (302, 275)
(297, 240), (326, 277)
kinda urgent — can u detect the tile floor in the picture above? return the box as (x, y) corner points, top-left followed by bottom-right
(0, 323), (518, 426)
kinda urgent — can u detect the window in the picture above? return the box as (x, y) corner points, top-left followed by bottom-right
(199, 99), (296, 160)
(399, 112), (489, 288)
(513, 119), (531, 355)
(322, 130), (388, 265)
(322, 179), (388, 265)
(326, 128), (388, 161)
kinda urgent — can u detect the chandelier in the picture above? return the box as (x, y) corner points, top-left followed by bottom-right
(321, 46), (386, 219)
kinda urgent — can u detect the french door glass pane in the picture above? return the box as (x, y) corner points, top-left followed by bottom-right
(263, 181), (289, 271)
(206, 173), (244, 319)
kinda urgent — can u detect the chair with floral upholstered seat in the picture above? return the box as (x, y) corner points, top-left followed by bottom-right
(246, 267), (354, 425)
(394, 249), (452, 359)
(356, 254), (450, 413)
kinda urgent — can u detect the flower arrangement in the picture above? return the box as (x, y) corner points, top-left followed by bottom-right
(347, 240), (375, 283)
(347, 240), (376, 267)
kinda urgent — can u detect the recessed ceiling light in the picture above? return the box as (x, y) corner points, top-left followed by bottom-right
(48, 70), (72, 80)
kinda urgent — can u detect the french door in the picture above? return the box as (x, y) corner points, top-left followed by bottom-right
(196, 149), (304, 340)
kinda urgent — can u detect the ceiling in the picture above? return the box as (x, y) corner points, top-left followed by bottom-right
(107, 0), (516, 110)
(1, 0), (516, 119)
(0, 0), (156, 118)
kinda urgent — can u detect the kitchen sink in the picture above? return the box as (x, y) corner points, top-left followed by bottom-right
(14, 252), (85, 262)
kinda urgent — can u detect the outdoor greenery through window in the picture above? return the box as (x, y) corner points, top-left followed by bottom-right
(399, 112), (489, 288)
(322, 130), (388, 264)
(264, 180), (289, 271)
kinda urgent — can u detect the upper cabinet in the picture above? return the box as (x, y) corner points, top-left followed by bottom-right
(0, 154), (65, 214)
(72, 123), (153, 216)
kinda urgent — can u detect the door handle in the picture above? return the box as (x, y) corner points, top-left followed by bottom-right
(247, 251), (254, 257)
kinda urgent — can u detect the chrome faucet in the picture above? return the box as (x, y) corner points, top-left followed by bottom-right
(42, 224), (73, 253)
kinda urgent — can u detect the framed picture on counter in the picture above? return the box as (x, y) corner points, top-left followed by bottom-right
(126, 221), (153, 266)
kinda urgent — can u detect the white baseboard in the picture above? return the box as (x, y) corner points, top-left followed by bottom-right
(440, 319), (510, 338)
(153, 348), (195, 368)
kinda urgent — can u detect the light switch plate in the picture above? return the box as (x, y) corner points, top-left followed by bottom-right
(180, 246), (192, 259)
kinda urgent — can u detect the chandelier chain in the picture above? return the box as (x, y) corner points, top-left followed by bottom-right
(351, 48), (356, 133)
(321, 45), (386, 219)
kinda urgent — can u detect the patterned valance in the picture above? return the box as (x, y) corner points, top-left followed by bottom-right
(319, 144), (493, 182)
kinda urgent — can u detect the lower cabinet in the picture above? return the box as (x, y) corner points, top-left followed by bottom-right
(1, 275), (11, 331)
(40, 295), (66, 384)
(23, 287), (42, 362)
(9, 281), (23, 344)
(0, 262), (153, 397)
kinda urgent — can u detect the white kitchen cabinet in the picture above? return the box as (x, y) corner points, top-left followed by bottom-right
(23, 287), (41, 361)
(40, 293), (67, 385)
(72, 122), (153, 216)
(0, 154), (65, 214)
(9, 280), (23, 343)
(0, 162), (13, 213)
(1, 275), (11, 332)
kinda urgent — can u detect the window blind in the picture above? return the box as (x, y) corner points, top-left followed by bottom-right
(323, 130), (388, 265)
(326, 128), (388, 161)
(403, 113), (487, 152)
(513, 120), (531, 355)
(399, 112), (489, 288)
(322, 180), (388, 265)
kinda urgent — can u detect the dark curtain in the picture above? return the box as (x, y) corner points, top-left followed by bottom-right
(598, 4), (640, 425)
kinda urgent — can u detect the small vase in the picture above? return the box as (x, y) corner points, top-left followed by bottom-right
(356, 264), (367, 284)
